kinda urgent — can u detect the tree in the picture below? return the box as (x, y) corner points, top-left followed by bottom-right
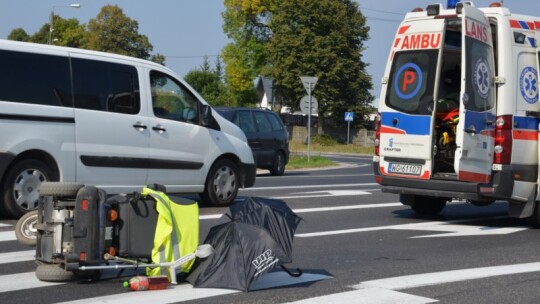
(266, 0), (373, 127)
(184, 58), (233, 107)
(85, 5), (154, 59)
(7, 28), (30, 42)
(221, 0), (373, 127)
(49, 16), (86, 47)
(221, 0), (272, 106)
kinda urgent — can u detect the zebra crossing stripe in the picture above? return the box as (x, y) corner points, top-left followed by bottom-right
(0, 272), (63, 293)
(0, 250), (35, 264)
(0, 223), (12, 227)
(0, 231), (16, 242)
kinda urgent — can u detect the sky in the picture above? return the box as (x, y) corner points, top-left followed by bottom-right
(1, 1), (540, 107)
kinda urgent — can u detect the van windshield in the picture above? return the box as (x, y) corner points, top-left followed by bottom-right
(385, 50), (438, 115)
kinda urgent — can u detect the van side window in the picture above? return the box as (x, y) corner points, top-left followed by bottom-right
(254, 111), (272, 133)
(0, 50), (72, 107)
(150, 71), (199, 123)
(71, 58), (140, 114)
(266, 112), (284, 131)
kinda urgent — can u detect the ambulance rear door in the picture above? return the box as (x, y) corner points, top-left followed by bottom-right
(378, 18), (445, 180)
(455, 3), (496, 183)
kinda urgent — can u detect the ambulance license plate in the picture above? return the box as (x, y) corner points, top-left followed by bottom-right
(388, 163), (422, 176)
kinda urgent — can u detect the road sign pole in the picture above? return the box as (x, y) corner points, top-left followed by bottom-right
(308, 82), (311, 163)
(347, 121), (350, 145)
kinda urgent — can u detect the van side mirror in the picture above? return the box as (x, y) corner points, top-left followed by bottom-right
(202, 104), (212, 126)
(201, 104), (221, 131)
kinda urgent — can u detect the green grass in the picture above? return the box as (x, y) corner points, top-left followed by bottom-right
(289, 140), (374, 155)
(286, 139), (374, 170)
(286, 154), (337, 170)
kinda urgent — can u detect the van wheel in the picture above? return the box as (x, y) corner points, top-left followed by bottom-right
(36, 264), (77, 282)
(15, 210), (38, 246)
(201, 159), (239, 207)
(1, 159), (55, 218)
(269, 151), (286, 176)
(407, 195), (447, 216)
(39, 182), (84, 198)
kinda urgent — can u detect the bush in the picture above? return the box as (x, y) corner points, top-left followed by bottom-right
(311, 134), (338, 146)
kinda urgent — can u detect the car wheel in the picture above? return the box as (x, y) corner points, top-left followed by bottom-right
(2, 159), (55, 218)
(15, 210), (38, 246)
(269, 151), (286, 176)
(200, 159), (239, 207)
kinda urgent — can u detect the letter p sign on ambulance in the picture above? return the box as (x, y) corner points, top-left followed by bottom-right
(394, 62), (423, 100)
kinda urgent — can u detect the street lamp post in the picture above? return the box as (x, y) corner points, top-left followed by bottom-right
(49, 3), (81, 45)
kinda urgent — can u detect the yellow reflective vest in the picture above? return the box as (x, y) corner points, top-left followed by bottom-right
(141, 188), (199, 280)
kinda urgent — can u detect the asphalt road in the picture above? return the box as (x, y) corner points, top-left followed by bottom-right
(2, 154), (540, 303)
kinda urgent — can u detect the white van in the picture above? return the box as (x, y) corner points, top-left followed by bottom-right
(0, 39), (256, 218)
(373, 2), (540, 225)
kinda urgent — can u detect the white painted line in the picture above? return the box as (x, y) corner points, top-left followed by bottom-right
(243, 183), (379, 191)
(356, 262), (540, 291)
(57, 283), (238, 304)
(295, 216), (524, 238)
(199, 203), (402, 220)
(0, 272), (63, 293)
(0, 250), (35, 264)
(286, 287), (436, 304)
(293, 203), (402, 214)
(0, 223), (12, 227)
(0, 231), (16, 242)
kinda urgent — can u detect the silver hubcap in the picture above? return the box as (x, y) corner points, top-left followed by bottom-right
(21, 214), (38, 239)
(13, 169), (46, 210)
(212, 165), (236, 201)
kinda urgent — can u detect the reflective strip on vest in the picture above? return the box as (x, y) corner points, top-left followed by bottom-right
(141, 188), (199, 280)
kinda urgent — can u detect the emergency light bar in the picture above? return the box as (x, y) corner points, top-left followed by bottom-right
(447, 0), (459, 9)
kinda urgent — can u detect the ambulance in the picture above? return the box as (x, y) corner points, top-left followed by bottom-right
(373, 1), (540, 226)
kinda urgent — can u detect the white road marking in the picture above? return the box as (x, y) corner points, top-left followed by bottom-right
(0, 231), (16, 242)
(0, 223), (12, 227)
(0, 250), (35, 264)
(0, 272), (63, 293)
(356, 262), (540, 291)
(198, 203), (402, 220)
(243, 183), (379, 191)
(296, 217), (527, 238)
(285, 287), (436, 304)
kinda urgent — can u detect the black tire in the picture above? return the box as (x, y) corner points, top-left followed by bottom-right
(15, 210), (38, 246)
(200, 159), (239, 207)
(408, 195), (447, 216)
(39, 182), (84, 197)
(528, 201), (540, 228)
(1, 159), (56, 218)
(35, 264), (77, 282)
(269, 151), (286, 176)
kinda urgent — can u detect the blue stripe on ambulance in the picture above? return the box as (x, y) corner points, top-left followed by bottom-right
(381, 112), (431, 135)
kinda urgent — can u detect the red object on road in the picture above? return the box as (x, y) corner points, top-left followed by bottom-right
(124, 275), (169, 291)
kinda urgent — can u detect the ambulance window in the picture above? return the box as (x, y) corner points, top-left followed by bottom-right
(464, 37), (495, 111)
(385, 50), (438, 115)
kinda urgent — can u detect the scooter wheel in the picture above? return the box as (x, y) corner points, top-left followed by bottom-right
(39, 182), (85, 198)
(15, 210), (38, 246)
(36, 264), (77, 282)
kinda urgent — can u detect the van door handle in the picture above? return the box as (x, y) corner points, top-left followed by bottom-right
(485, 119), (493, 126)
(133, 123), (147, 130)
(152, 125), (166, 133)
(464, 128), (476, 134)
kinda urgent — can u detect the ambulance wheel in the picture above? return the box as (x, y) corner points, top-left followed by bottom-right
(1, 159), (56, 218)
(36, 264), (77, 282)
(200, 159), (239, 207)
(528, 201), (540, 228)
(15, 210), (38, 246)
(409, 196), (447, 216)
(39, 182), (85, 198)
